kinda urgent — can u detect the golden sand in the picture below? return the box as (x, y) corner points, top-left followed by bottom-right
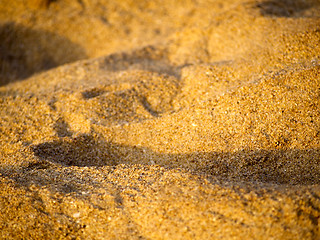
(1, 0), (320, 239)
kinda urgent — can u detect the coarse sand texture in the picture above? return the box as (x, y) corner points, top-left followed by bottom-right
(0, 0), (320, 239)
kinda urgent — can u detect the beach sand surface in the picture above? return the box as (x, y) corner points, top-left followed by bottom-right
(1, 0), (320, 239)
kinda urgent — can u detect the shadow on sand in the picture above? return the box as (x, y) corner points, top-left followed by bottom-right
(24, 133), (320, 187)
(0, 22), (87, 86)
(256, 0), (318, 17)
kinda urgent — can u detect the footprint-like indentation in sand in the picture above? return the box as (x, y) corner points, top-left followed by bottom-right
(55, 71), (180, 128)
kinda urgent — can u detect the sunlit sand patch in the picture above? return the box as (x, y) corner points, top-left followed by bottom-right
(0, 0), (320, 239)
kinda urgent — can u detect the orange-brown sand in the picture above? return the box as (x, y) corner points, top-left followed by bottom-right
(1, 0), (320, 239)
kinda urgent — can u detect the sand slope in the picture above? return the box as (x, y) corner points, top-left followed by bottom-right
(1, 0), (320, 239)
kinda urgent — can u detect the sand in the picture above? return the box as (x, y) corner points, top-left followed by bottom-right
(1, 0), (320, 239)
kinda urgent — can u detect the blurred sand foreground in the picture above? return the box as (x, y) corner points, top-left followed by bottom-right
(1, 0), (320, 239)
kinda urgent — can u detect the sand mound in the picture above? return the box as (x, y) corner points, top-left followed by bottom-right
(1, 0), (320, 239)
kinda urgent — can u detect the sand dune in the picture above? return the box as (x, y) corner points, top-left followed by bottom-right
(1, 0), (320, 239)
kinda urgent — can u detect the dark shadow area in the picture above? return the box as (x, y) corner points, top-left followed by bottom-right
(0, 22), (87, 86)
(81, 88), (107, 99)
(32, 134), (117, 167)
(256, 0), (317, 17)
(22, 133), (320, 186)
(102, 46), (182, 79)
